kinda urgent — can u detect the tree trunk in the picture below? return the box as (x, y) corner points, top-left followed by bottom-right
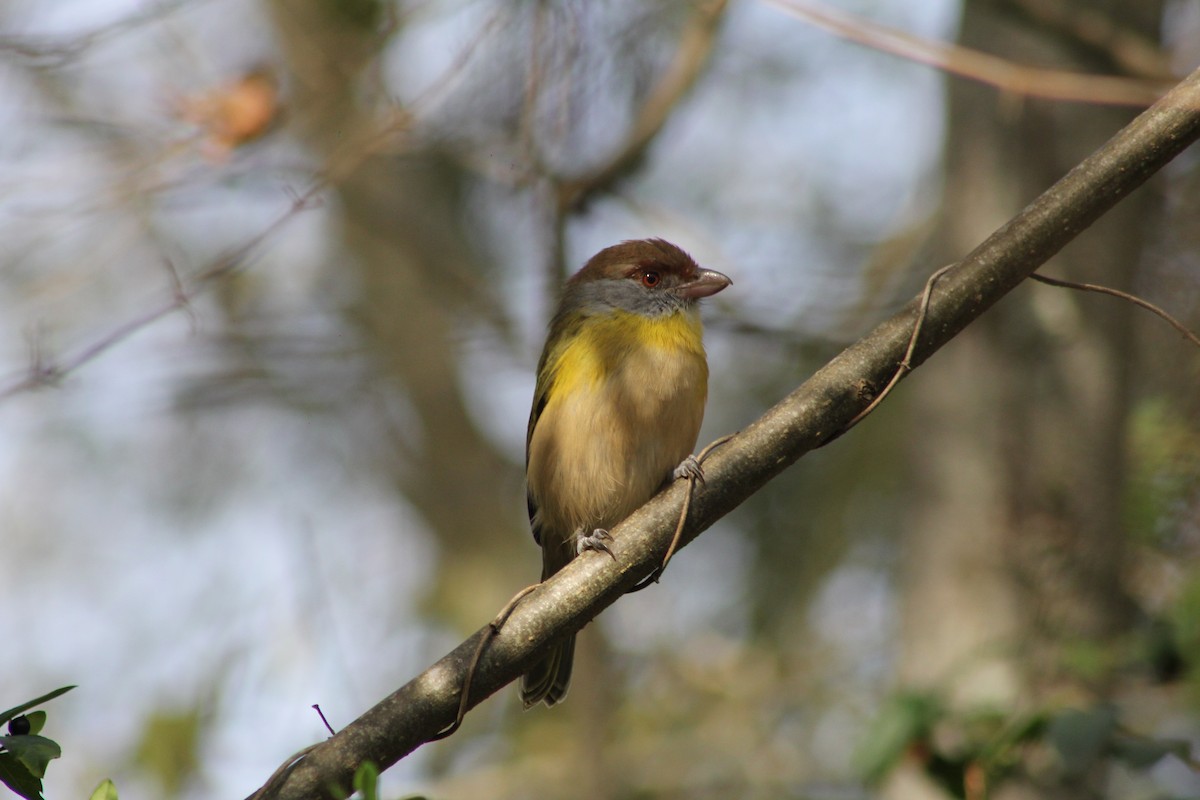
(892, 1), (1162, 796)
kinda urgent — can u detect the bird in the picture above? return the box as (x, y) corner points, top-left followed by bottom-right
(521, 238), (731, 708)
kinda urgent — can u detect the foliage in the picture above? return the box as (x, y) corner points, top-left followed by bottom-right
(1126, 398), (1200, 545)
(87, 780), (119, 800)
(132, 707), (205, 795)
(856, 689), (1194, 798)
(350, 761), (431, 800)
(0, 687), (74, 800)
(353, 761), (379, 800)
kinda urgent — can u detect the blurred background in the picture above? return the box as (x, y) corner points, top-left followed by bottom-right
(1, 1), (1198, 798)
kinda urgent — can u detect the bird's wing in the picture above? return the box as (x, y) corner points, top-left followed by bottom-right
(525, 390), (549, 545)
(525, 335), (559, 546)
(526, 309), (583, 546)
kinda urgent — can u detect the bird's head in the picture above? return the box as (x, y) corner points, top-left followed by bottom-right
(561, 238), (731, 319)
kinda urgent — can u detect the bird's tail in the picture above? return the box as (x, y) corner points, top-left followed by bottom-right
(520, 634), (574, 708)
(521, 534), (576, 707)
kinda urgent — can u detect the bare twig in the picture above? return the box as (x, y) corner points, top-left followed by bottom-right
(430, 584), (538, 742)
(247, 744), (321, 800)
(0, 188), (324, 400)
(1030, 272), (1200, 348)
(826, 261), (1200, 439)
(766, 0), (1173, 106)
(312, 705), (335, 737)
(824, 260), (1200, 440)
(0, 0), (206, 68)
(628, 433), (738, 593)
(0, 2), (510, 402)
(837, 263), (956, 434)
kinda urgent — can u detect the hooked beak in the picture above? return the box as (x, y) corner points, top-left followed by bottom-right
(676, 268), (732, 300)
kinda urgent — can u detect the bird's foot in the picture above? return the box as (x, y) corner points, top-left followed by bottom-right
(673, 454), (704, 483)
(576, 528), (615, 559)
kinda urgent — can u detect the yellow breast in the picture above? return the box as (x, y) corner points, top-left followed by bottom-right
(528, 309), (709, 537)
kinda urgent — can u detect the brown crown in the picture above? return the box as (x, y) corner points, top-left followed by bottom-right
(571, 238), (699, 283)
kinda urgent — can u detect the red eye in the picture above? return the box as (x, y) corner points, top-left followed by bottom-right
(640, 271), (661, 288)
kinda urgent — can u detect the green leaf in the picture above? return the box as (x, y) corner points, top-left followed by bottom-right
(21, 713), (46, 737)
(133, 708), (203, 795)
(88, 779), (120, 800)
(353, 761), (379, 800)
(0, 751), (44, 800)
(975, 708), (1050, 772)
(853, 691), (943, 783)
(0, 735), (62, 779)
(0, 687), (76, 728)
(1045, 706), (1118, 777)
(1109, 732), (1191, 770)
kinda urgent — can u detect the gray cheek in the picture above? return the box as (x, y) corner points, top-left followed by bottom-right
(571, 278), (685, 317)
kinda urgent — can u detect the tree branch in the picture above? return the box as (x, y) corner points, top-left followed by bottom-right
(0, 189), (323, 401)
(767, 0), (1173, 106)
(250, 65), (1200, 800)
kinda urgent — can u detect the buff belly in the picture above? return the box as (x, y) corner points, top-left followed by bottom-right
(527, 310), (709, 542)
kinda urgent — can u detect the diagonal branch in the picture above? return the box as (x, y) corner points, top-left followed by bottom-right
(0, 188), (324, 401)
(250, 65), (1200, 800)
(766, 0), (1173, 106)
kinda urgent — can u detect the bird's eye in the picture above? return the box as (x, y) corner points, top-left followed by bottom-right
(640, 271), (661, 288)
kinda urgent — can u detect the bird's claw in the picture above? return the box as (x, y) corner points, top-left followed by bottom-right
(577, 528), (615, 559)
(673, 454), (704, 483)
